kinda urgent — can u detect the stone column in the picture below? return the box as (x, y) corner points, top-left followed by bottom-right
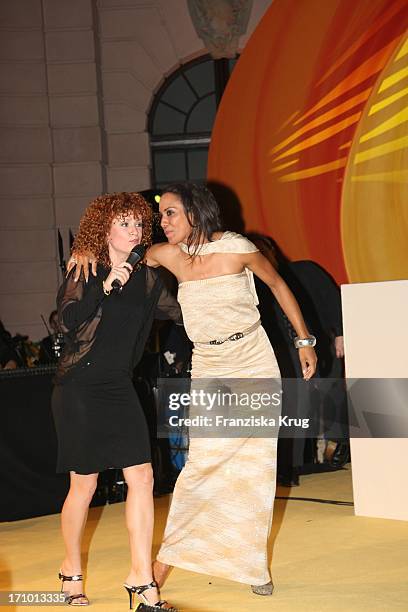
(0, 0), (104, 340)
(44, 0), (103, 278)
(0, 0), (55, 341)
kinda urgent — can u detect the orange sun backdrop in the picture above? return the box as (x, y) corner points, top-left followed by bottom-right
(208, 0), (408, 285)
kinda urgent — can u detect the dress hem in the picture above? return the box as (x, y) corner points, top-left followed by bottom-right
(56, 458), (151, 475)
(156, 553), (271, 586)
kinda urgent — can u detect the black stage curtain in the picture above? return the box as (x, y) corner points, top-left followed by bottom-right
(0, 367), (69, 522)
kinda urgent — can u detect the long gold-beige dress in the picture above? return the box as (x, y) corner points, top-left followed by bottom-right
(157, 232), (281, 586)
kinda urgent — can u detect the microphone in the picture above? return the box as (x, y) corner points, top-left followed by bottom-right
(111, 244), (146, 291)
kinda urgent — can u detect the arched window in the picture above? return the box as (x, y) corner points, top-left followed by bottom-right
(148, 55), (237, 188)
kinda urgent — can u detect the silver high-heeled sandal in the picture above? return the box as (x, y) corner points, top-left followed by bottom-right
(251, 580), (274, 595)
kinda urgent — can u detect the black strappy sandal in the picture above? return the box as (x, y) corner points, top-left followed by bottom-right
(123, 580), (178, 611)
(58, 571), (89, 606)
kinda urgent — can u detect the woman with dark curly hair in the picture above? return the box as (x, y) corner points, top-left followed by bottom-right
(52, 192), (179, 610)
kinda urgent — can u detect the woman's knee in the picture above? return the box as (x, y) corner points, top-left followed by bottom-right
(69, 472), (98, 502)
(124, 463), (154, 488)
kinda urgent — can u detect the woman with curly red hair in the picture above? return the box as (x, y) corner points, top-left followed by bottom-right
(69, 183), (316, 600)
(52, 192), (179, 610)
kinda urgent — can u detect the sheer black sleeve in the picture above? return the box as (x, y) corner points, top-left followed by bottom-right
(57, 269), (106, 333)
(130, 266), (183, 368)
(146, 266), (183, 325)
(155, 282), (183, 324)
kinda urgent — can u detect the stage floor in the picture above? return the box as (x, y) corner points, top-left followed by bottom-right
(1, 467), (407, 611)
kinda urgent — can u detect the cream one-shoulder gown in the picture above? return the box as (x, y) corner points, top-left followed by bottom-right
(157, 233), (281, 586)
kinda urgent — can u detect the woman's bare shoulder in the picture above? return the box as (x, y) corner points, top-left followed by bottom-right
(147, 242), (180, 266)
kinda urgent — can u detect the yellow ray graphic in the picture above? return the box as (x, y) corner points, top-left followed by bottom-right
(395, 36), (408, 61)
(339, 141), (352, 150)
(270, 89), (371, 156)
(278, 111), (300, 133)
(360, 106), (408, 143)
(272, 112), (361, 162)
(317, 0), (407, 84)
(354, 134), (408, 164)
(279, 158), (347, 182)
(342, 32), (408, 283)
(294, 38), (400, 126)
(269, 159), (299, 173)
(351, 169), (408, 182)
(369, 85), (408, 115)
(378, 65), (408, 92)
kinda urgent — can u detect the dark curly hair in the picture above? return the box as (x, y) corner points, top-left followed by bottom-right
(162, 182), (222, 256)
(72, 192), (153, 268)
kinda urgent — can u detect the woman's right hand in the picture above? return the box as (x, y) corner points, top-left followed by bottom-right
(103, 262), (133, 292)
(67, 252), (97, 282)
(298, 346), (317, 381)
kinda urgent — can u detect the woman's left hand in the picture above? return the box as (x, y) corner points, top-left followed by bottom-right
(67, 252), (97, 282)
(298, 347), (317, 381)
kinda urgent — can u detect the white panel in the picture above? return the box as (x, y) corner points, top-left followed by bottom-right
(342, 280), (408, 521)
(342, 281), (408, 378)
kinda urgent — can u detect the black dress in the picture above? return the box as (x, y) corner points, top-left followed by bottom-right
(52, 264), (181, 475)
(255, 260), (347, 475)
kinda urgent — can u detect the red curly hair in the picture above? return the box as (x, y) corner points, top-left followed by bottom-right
(72, 192), (153, 268)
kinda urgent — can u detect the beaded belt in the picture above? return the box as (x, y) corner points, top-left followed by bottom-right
(196, 319), (261, 345)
